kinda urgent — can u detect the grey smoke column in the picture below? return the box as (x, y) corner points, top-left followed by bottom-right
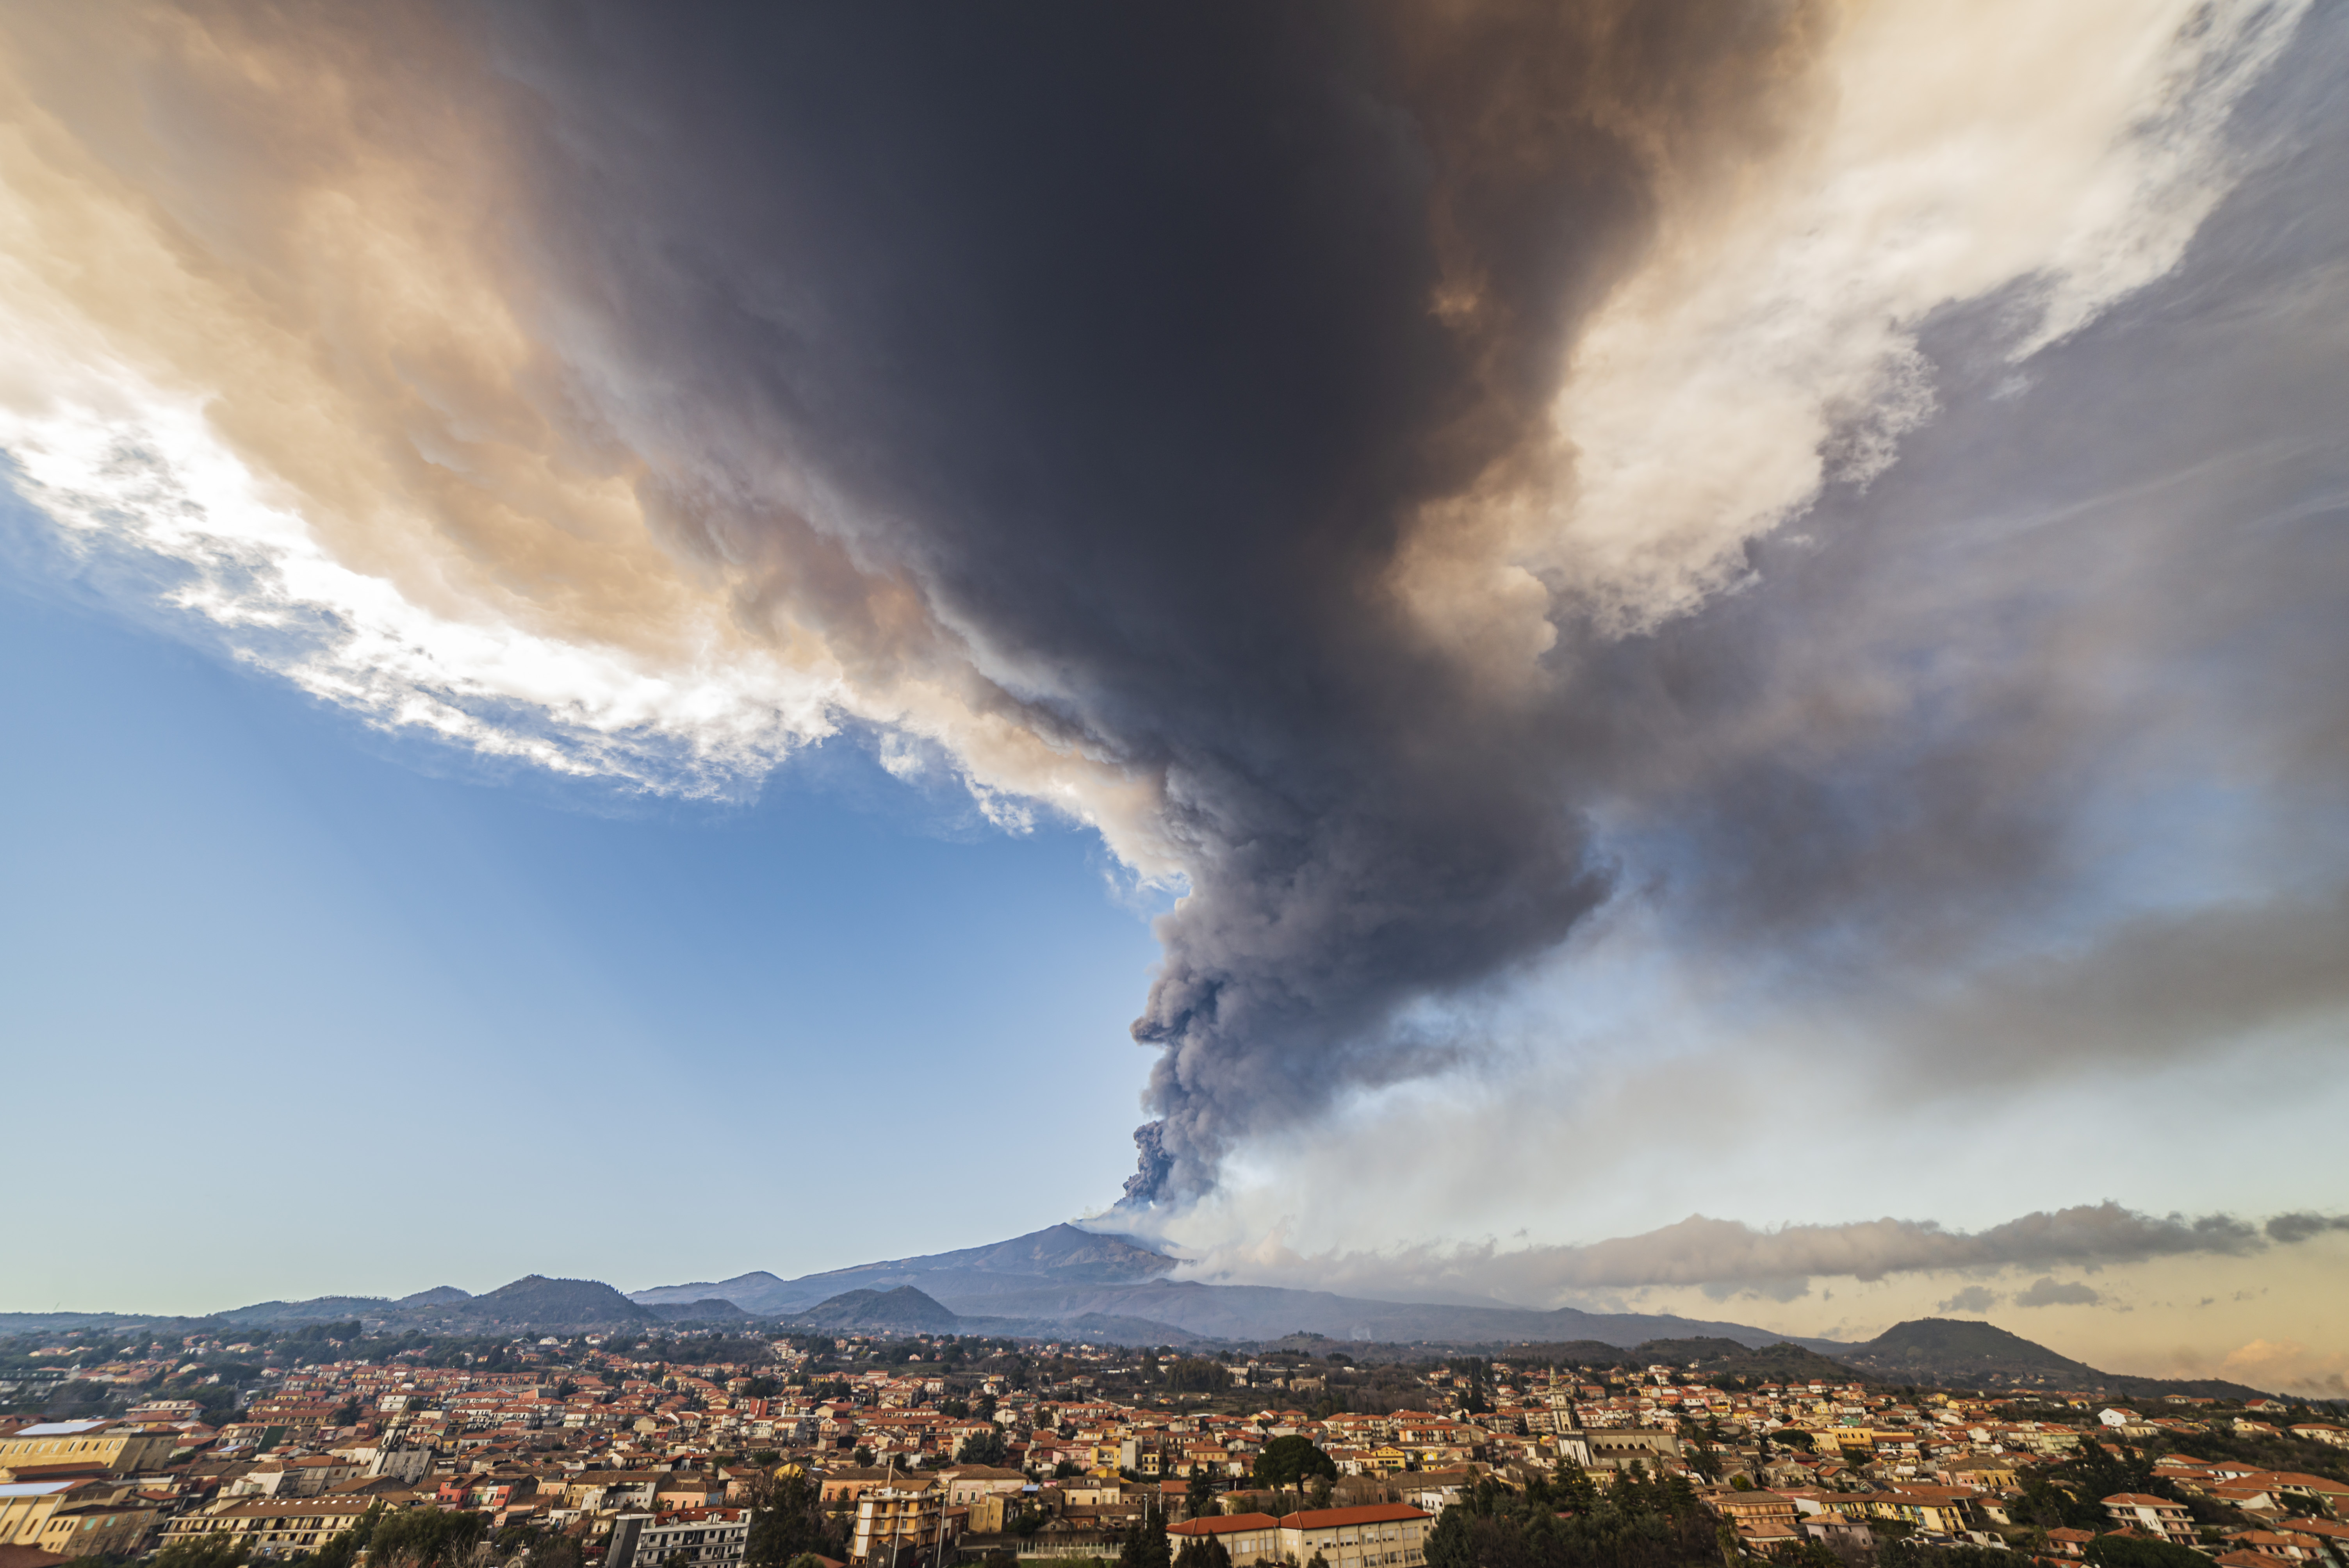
(470, 0), (2349, 1206)
(482, 0), (1820, 1202)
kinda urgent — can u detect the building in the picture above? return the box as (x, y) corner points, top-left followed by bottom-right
(1711, 1492), (1800, 1534)
(2, 1481), (113, 1547)
(0, 1421), (178, 1477)
(1168, 1512), (1283, 1566)
(938, 1467), (1028, 1506)
(159, 1498), (383, 1556)
(850, 1482), (945, 1567)
(633, 1507), (750, 1568)
(16, 1500), (163, 1560)
(1799, 1511), (1874, 1555)
(1575, 1431), (1681, 1474)
(1274, 1504), (1432, 1568)
(2103, 1494), (2198, 1545)
(1860, 1488), (1978, 1537)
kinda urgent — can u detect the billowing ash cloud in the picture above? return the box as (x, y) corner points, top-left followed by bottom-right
(2, 1), (2344, 1208)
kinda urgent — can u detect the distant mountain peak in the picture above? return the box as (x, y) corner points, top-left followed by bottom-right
(627, 1222), (1177, 1312)
(396, 1286), (471, 1307)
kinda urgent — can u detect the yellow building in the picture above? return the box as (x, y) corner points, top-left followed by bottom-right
(0, 1420), (178, 1477)
(21, 1501), (162, 1559)
(2, 1480), (110, 1546)
(848, 1482), (943, 1566)
(1169, 1512), (1283, 1566)
(1275, 1504), (1432, 1568)
(160, 1498), (382, 1555)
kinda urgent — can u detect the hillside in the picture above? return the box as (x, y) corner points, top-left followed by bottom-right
(1629, 1337), (1866, 1383)
(791, 1286), (962, 1333)
(422, 1276), (656, 1329)
(397, 1286), (471, 1307)
(213, 1295), (393, 1326)
(1839, 1319), (2265, 1399)
(648, 1298), (755, 1322)
(1844, 1319), (2090, 1383)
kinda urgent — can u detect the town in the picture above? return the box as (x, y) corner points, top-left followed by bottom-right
(5, 1320), (2347, 1568)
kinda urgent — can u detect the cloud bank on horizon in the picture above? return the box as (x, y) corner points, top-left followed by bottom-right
(3, 4), (2346, 1222)
(1166, 1203), (2349, 1302)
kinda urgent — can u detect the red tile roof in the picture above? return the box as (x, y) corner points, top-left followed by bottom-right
(1171, 1514), (1279, 1536)
(1276, 1505), (1433, 1529)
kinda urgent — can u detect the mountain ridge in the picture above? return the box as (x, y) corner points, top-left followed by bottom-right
(628, 1224), (1843, 1351)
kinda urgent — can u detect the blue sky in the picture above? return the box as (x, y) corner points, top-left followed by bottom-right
(0, 555), (1160, 1313)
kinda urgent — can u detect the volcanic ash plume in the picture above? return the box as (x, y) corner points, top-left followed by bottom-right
(0, 0), (2338, 1209)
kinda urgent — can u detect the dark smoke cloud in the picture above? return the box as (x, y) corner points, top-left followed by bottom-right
(433, 1), (2349, 1203)
(465, 0), (1837, 1201)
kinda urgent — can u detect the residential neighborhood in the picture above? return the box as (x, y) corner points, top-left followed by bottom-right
(5, 1320), (2347, 1568)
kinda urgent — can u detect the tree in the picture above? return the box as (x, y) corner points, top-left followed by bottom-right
(308, 1502), (386, 1568)
(1167, 1360), (1228, 1394)
(1173, 1535), (1230, 1568)
(150, 1536), (251, 1568)
(367, 1508), (488, 1568)
(958, 1427), (1011, 1467)
(1253, 1436), (1337, 1492)
(1448, 1360), (1492, 1418)
(747, 1473), (842, 1568)
(2081, 1537), (2212, 1568)
(1423, 1467), (1721, 1568)
(1118, 1510), (1171, 1568)
(1187, 1468), (1216, 1520)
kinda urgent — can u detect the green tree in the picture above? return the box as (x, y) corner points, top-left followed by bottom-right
(1253, 1436), (1337, 1492)
(366, 1508), (487, 1568)
(150, 1536), (251, 1568)
(1186, 1468), (1216, 1519)
(2081, 1537), (2212, 1568)
(308, 1502), (385, 1568)
(746, 1473), (841, 1568)
(1423, 1467), (1721, 1568)
(958, 1428), (1010, 1467)
(1166, 1360), (1228, 1394)
(1173, 1535), (1230, 1568)
(1117, 1510), (1171, 1568)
